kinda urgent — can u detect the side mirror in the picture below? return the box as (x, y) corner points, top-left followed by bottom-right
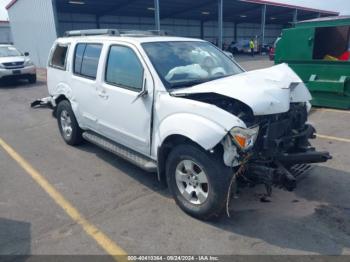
(24, 52), (29, 56)
(132, 78), (148, 103)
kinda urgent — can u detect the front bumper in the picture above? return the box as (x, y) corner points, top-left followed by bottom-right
(0, 65), (36, 79)
(245, 122), (331, 166)
(232, 104), (332, 193)
(275, 149), (331, 166)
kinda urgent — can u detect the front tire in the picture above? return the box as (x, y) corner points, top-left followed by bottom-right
(56, 100), (83, 146)
(166, 144), (232, 220)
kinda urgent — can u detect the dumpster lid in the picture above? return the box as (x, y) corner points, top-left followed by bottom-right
(297, 16), (350, 25)
(294, 15), (350, 28)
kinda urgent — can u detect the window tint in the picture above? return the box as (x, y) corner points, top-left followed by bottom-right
(74, 44), (86, 74)
(81, 44), (102, 78)
(74, 43), (102, 79)
(105, 45), (144, 90)
(50, 44), (68, 69)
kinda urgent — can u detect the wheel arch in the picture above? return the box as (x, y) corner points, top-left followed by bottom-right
(155, 113), (231, 186)
(157, 134), (204, 187)
(53, 94), (69, 117)
(157, 134), (225, 187)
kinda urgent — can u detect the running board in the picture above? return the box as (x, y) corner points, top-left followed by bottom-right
(82, 131), (157, 172)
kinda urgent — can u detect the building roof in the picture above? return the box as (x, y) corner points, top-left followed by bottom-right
(7, 0), (339, 25)
(239, 0), (339, 15)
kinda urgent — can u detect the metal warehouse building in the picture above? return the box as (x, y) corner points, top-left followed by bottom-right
(0, 20), (13, 44)
(6, 0), (338, 67)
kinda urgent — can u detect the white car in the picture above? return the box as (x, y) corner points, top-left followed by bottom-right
(40, 29), (330, 220)
(229, 39), (258, 54)
(0, 45), (36, 83)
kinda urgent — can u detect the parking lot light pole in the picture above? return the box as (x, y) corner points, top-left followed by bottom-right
(293, 9), (298, 23)
(96, 15), (101, 29)
(260, 4), (266, 54)
(154, 0), (160, 31)
(218, 0), (223, 49)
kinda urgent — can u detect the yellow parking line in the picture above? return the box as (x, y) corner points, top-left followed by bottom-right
(316, 134), (350, 143)
(0, 138), (127, 261)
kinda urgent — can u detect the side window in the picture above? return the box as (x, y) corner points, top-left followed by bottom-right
(105, 45), (144, 91)
(74, 43), (85, 74)
(73, 43), (102, 79)
(50, 44), (69, 70)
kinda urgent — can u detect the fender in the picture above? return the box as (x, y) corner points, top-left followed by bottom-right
(50, 82), (84, 126)
(156, 112), (243, 151)
(151, 93), (247, 158)
(51, 82), (73, 103)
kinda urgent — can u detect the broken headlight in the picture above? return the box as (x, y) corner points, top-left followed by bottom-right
(229, 126), (259, 151)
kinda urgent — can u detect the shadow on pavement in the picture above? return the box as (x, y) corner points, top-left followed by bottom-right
(0, 79), (44, 89)
(75, 141), (350, 254)
(0, 217), (31, 259)
(211, 165), (350, 255)
(76, 142), (171, 198)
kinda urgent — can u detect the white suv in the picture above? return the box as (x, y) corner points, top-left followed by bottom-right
(43, 29), (330, 220)
(0, 45), (36, 83)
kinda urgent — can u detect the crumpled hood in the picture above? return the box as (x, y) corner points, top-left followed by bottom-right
(0, 56), (25, 64)
(171, 63), (312, 115)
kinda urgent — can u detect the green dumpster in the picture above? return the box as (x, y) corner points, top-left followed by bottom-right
(275, 16), (350, 109)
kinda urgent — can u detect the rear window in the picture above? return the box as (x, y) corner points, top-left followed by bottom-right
(73, 43), (102, 79)
(50, 44), (69, 70)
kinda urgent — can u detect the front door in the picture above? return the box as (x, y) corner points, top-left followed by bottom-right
(94, 43), (153, 156)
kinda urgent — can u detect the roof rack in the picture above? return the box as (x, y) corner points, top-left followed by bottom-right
(119, 30), (168, 36)
(64, 29), (169, 37)
(64, 29), (119, 37)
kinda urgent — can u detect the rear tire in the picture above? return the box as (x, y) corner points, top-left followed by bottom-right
(166, 144), (232, 220)
(56, 100), (83, 146)
(28, 74), (36, 84)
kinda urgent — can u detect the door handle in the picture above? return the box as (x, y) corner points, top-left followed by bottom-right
(98, 90), (108, 99)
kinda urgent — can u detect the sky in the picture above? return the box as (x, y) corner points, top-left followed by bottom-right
(0, 0), (349, 20)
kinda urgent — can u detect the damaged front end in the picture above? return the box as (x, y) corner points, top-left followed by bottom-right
(222, 102), (331, 194)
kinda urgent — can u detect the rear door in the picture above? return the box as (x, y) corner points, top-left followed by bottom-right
(70, 42), (103, 130)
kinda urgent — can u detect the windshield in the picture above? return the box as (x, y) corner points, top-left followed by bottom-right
(0, 46), (22, 57)
(142, 41), (244, 89)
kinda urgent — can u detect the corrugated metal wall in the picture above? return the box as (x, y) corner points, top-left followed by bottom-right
(7, 0), (282, 67)
(7, 0), (57, 67)
(0, 22), (13, 44)
(57, 13), (282, 46)
(58, 13), (205, 38)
